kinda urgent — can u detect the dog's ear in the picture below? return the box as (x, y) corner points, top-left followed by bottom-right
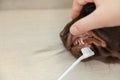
(60, 3), (120, 63)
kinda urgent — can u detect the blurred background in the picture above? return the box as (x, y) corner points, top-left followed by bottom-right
(1, 0), (120, 80)
(0, 0), (73, 10)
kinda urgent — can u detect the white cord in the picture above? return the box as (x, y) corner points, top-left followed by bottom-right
(58, 47), (95, 80)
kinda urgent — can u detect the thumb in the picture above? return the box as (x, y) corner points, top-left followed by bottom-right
(70, 7), (106, 35)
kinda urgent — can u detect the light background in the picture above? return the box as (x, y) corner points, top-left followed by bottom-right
(0, 0), (120, 80)
(0, 0), (72, 10)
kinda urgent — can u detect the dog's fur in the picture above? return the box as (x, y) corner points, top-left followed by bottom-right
(60, 3), (120, 63)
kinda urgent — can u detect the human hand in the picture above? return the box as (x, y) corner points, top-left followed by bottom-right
(70, 0), (120, 35)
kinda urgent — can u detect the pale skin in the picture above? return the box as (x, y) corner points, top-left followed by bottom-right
(70, 0), (120, 35)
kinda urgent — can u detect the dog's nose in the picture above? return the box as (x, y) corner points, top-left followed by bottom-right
(60, 30), (64, 37)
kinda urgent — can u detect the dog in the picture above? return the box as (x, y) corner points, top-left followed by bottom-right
(60, 3), (120, 63)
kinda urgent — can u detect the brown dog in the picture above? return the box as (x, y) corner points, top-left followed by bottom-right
(60, 3), (120, 63)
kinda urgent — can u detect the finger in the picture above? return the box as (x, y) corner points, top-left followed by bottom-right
(70, 6), (107, 35)
(71, 0), (94, 19)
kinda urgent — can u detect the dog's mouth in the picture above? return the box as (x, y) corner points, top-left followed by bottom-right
(70, 31), (106, 58)
(72, 31), (106, 47)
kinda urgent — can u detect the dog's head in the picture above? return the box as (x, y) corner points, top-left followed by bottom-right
(60, 3), (120, 63)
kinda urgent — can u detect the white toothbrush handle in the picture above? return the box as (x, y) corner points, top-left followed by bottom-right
(58, 47), (95, 80)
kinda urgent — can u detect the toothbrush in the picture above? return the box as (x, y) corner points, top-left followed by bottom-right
(58, 47), (95, 80)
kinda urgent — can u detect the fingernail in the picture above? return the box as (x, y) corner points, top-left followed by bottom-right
(70, 25), (79, 35)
